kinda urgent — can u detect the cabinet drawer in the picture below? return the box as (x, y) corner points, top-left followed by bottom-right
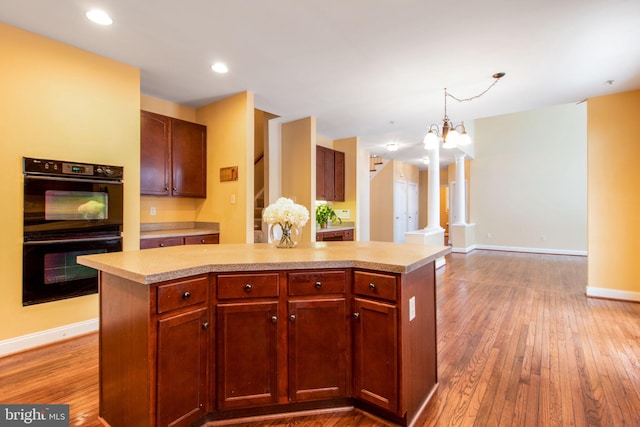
(157, 276), (208, 313)
(354, 271), (397, 302)
(217, 273), (279, 299)
(343, 229), (354, 241)
(140, 236), (184, 249)
(288, 270), (346, 296)
(184, 233), (219, 245)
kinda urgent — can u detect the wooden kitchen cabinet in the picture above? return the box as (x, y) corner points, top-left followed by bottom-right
(157, 307), (209, 427)
(287, 270), (348, 402)
(216, 273), (280, 409)
(316, 146), (345, 201)
(352, 298), (398, 412)
(140, 233), (219, 249)
(141, 110), (207, 198)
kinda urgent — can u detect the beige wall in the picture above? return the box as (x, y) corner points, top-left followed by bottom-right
(281, 117), (315, 242)
(471, 102), (587, 253)
(0, 23), (140, 341)
(370, 161), (394, 241)
(196, 92), (255, 243)
(587, 90), (640, 298)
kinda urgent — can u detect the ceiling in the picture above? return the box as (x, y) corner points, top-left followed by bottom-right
(2, 0), (640, 169)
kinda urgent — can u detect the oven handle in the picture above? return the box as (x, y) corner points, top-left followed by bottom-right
(24, 174), (123, 185)
(24, 236), (122, 245)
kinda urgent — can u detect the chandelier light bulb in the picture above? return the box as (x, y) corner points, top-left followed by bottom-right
(458, 132), (472, 146)
(423, 131), (439, 150)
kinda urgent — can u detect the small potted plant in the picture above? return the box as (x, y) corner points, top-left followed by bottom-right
(315, 204), (342, 229)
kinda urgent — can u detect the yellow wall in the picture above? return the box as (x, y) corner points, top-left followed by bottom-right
(587, 89), (640, 296)
(282, 117), (315, 242)
(195, 92), (254, 243)
(0, 23), (140, 341)
(333, 137), (358, 223)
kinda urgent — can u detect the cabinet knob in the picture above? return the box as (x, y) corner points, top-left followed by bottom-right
(271, 315), (278, 323)
(182, 291), (191, 299)
(369, 283), (377, 290)
(202, 322), (209, 329)
(200, 239), (206, 244)
(315, 281), (322, 288)
(159, 243), (164, 247)
(164, 185), (169, 192)
(173, 186), (177, 191)
(353, 312), (360, 320)
(289, 314), (296, 322)
(244, 283), (253, 292)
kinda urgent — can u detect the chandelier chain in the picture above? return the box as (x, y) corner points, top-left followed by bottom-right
(445, 76), (503, 103)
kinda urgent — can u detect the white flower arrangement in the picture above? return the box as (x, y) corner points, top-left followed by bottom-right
(262, 197), (310, 228)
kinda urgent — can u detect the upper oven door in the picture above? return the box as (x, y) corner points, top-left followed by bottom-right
(24, 175), (123, 240)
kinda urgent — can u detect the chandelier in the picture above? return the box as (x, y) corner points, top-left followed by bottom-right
(423, 73), (505, 150)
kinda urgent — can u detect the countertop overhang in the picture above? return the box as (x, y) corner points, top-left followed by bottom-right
(78, 241), (450, 285)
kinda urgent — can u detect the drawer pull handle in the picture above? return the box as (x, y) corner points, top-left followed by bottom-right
(315, 281), (322, 288)
(289, 314), (296, 322)
(369, 283), (377, 290)
(202, 322), (209, 329)
(271, 315), (278, 323)
(353, 312), (360, 320)
(244, 284), (253, 292)
(182, 291), (191, 299)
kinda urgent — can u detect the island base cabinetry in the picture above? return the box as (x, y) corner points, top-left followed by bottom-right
(97, 262), (437, 427)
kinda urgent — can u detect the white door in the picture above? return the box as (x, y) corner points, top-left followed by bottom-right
(394, 180), (408, 243)
(407, 183), (418, 232)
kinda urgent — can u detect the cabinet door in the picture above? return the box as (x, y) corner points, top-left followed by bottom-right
(333, 150), (345, 201)
(322, 147), (335, 201)
(217, 301), (279, 409)
(141, 110), (171, 196)
(157, 307), (209, 427)
(140, 236), (184, 249)
(288, 298), (347, 402)
(184, 234), (219, 245)
(172, 118), (207, 198)
(352, 298), (398, 413)
(316, 146), (326, 200)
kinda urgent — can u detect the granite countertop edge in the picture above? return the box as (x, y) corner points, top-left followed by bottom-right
(78, 242), (451, 285)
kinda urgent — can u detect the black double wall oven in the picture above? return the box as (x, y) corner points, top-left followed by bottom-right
(22, 157), (124, 306)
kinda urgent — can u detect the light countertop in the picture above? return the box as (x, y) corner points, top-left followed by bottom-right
(140, 221), (219, 240)
(78, 241), (450, 285)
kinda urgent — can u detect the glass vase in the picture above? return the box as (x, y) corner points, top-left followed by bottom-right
(269, 222), (301, 248)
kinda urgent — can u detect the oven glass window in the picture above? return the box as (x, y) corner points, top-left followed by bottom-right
(45, 190), (108, 220)
(43, 248), (107, 285)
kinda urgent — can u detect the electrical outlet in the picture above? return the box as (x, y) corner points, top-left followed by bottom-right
(230, 194), (236, 204)
(150, 207), (156, 216)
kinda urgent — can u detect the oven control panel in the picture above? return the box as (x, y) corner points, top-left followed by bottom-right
(24, 157), (124, 180)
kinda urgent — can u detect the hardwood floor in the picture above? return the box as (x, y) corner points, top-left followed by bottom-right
(1, 250), (639, 426)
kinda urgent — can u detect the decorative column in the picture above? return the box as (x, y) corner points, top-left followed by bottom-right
(426, 147), (442, 231)
(453, 153), (466, 225)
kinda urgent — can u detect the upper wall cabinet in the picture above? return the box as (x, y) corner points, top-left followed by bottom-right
(141, 110), (207, 198)
(316, 146), (345, 202)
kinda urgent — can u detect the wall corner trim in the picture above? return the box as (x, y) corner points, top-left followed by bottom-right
(0, 318), (99, 357)
(586, 286), (640, 303)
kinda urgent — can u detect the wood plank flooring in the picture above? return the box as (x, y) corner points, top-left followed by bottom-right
(1, 250), (639, 426)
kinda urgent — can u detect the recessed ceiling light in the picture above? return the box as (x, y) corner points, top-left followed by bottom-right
(386, 143), (399, 152)
(211, 62), (229, 74)
(86, 9), (113, 26)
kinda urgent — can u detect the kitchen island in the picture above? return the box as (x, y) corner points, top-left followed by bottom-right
(79, 241), (450, 427)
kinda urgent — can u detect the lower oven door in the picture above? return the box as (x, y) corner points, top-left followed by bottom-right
(22, 235), (122, 306)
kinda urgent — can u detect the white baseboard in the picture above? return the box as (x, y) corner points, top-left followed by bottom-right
(586, 286), (640, 302)
(473, 244), (587, 257)
(435, 256), (447, 269)
(0, 318), (99, 357)
(452, 244), (477, 254)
